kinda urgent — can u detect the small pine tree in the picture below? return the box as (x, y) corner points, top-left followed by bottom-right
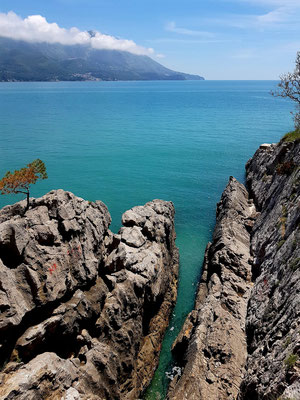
(0, 159), (48, 209)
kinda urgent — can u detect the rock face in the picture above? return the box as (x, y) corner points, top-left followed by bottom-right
(240, 139), (300, 399)
(0, 190), (179, 399)
(168, 138), (300, 400)
(167, 177), (257, 400)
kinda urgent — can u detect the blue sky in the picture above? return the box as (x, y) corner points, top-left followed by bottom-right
(0, 0), (299, 79)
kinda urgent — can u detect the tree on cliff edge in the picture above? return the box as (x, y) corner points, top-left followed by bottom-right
(0, 159), (48, 210)
(272, 51), (300, 130)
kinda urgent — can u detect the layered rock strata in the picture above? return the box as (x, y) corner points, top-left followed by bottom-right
(168, 139), (300, 400)
(239, 139), (300, 399)
(167, 177), (257, 400)
(0, 190), (179, 399)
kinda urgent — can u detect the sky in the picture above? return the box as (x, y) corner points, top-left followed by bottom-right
(0, 0), (299, 79)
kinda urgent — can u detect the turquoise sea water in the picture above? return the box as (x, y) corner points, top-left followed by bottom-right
(0, 81), (293, 398)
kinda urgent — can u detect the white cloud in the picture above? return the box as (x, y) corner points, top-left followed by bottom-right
(255, 5), (300, 26)
(256, 7), (287, 24)
(206, 5), (299, 30)
(155, 53), (166, 59)
(165, 21), (214, 38)
(206, 0), (300, 30)
(153, 38), (231, 44)
(238, 0), (300, 7)
(90, 33), (154, 55)
(0, 11), (154, 56)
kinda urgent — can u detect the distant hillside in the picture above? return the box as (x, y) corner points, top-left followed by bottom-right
(0, 37), (204, 82)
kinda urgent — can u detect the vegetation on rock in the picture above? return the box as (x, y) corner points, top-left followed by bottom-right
(0, 159), (47, 209)
(280, 129), (300, 143)
(276, 161), (296, 175)
(284, 353), (298, 370)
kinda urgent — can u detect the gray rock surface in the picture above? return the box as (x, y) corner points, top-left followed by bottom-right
(239, 139), (300, 399)
(167, 177), (257, 400)
(167, 138), (300, 400)
(0, 191), (179, 399)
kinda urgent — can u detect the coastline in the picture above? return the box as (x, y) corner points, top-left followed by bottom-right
(166, 138), (300, 399)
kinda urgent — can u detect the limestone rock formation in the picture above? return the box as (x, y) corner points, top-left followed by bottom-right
(240, 139), (300, 399)
(167, 177), (257, 400)
(0, 190), (179, 400)
(168, 138), (300, 400)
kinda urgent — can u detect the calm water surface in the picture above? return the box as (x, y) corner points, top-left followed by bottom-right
(0, 80), (293, 399)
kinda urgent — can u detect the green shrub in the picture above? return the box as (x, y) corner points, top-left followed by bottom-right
(284, 336), (291, 348)
(280, 129), (300, 143)
(289, 257), (300, 271)
(282, 205), (288, 217)
(262, 173), (269, 182)
(284, 353), (298, 369)
(277, 240), (286, 249)
(278, 397), (297, 400)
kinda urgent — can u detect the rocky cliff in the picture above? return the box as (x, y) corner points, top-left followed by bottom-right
(240, 140), (300, 399)
(0, 190), (179, 399)
(167, 138), (300, 400)
(167, 177), (257, 400)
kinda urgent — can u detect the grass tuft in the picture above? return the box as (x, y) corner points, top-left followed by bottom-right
(284, 353), (298, 370)
(280, 129), (300, 143)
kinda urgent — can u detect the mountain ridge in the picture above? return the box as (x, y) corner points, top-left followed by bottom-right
(0, 37), (204, 82)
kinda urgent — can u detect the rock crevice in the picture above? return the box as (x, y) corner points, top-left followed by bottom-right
(168, 139), (300, 400)
(167, 177), (256, 400)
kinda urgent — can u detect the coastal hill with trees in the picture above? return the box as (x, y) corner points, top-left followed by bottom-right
(0, 36), (204, 82)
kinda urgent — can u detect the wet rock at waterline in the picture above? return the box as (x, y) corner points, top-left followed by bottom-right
(168, 177), (257, 400)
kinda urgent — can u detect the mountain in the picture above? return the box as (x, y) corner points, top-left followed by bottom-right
(0, 37), (204, 82)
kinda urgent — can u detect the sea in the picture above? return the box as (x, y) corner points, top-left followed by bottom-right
(0, 80), (294, 399)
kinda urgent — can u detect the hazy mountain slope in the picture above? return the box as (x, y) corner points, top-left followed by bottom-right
(0, 37), (204, 81)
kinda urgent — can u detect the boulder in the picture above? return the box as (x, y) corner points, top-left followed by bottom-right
(0, 192), (179, 400)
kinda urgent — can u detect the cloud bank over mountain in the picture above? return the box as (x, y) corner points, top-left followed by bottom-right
(0, 11), (154, 56)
